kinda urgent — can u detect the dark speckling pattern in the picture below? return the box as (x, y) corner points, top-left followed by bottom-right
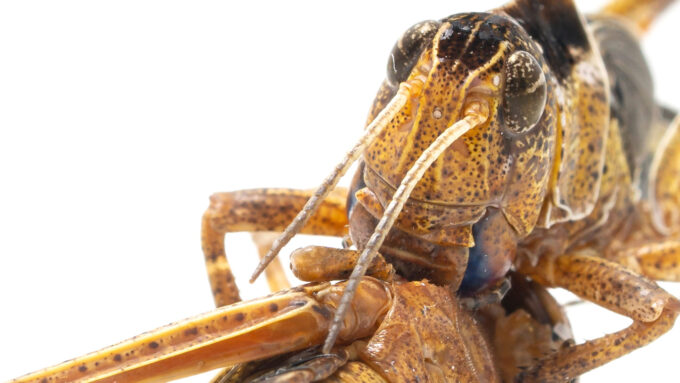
(14, 2), (680, 382)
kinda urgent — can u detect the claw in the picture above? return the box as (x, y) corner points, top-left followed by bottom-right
(11, 279), (392, 383)
(666, 295), (680, 313)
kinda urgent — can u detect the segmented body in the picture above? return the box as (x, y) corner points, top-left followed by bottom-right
(516, 12), (675, 281)
(219, 273), (574, 383)
(9, 274), (574, 383)
(2, 0), (676, 383)
(349, 0), (678, 295)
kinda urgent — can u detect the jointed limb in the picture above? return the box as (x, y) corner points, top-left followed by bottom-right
(616, 239), (680, 281)
(521, 308), (677, 382)
(517, 251), (680, 381)
(202, 188), (349, 307)
(12, 278), (392, 383)
(290, 246), (394, 282)
(209, 232), (291, 383)
(252, 232), (291, 293)
(602, 0), (675, 32)
(520, 252), (678, 321)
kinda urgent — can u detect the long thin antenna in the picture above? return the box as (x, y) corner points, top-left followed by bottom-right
(249, 83), (413, 283)
(322, 104), (488, 353)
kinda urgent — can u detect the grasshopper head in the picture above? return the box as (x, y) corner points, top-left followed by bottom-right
(362, 12), (557, 241)
(352, 12), (559, 293)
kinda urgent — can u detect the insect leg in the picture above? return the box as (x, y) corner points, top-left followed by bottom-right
(515, 252), (680, 380)
(479, 272), (574, 383)
(519, 252), (679, 321)
(616, 240), (680, 281)
(519, 308), (677, 382)
(225, 346), (352, 383)
(210, 237), (388, 383)
(202, 188), (349, 307)
(601, 0), (675, 33)
(215, 347), (387, 383)
(290, 246), (394, 282)
(10, 278), (392, 383)
(252, 232), (292, 292)
(208, 232), (292, 383)
(460, 277), (512, 311)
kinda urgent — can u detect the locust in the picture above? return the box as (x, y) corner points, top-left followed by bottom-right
(3, 0), (673, 382)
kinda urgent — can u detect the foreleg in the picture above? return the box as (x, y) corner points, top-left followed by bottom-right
(202, 188), (348, 307)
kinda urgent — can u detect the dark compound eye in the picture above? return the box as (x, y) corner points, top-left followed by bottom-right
(386, 20), (441, 87)
(502, 50), (547, 133)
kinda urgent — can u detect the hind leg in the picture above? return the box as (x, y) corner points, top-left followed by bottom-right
(602, 0), (675, 32)
(614, 239), (680, 281)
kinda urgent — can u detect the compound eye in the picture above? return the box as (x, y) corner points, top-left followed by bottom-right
(386, 20), (440, 87)
(502, 50), (547, 133)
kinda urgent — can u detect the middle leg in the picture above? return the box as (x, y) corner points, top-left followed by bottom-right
(614, 239), (680, 281)
(516, 251), (680, 381)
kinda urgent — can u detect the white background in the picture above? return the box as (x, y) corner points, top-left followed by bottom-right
(1, 1), (679, 382)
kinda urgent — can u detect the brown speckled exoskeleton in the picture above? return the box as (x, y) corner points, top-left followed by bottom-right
(9, 0), (680, 382)
(10, 271), (577, 382)
(204, 0), (680, 378)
